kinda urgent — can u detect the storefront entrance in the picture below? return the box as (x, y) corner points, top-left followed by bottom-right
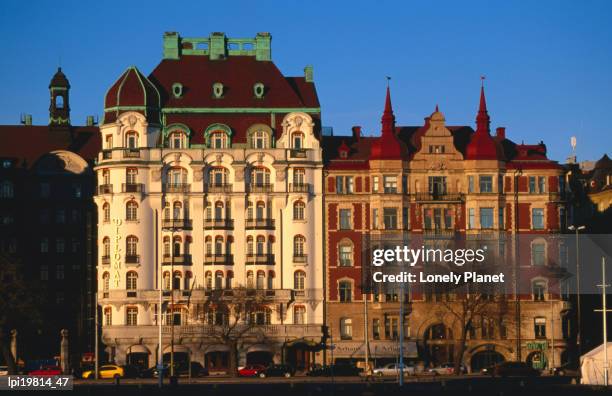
(470, 350), (505, 372)
(246, 351), (273, 366)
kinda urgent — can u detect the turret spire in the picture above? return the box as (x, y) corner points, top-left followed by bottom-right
(381, 77), (395, 137)
(476, 76), (490, 134)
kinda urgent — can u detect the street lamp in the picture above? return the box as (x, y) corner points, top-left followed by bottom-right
(568, 224), (585, 359)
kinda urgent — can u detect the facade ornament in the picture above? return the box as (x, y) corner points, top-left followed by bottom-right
(276, 167), (286, 182)
(215, 154), (223, 164)
(294, 116), (303, 127)
(128, 115), (137, 127)
(151, 169), (161, 181)
(234, 167), (244, 181)
(194, 169), (203, 182)
(173, 153), (181, 163)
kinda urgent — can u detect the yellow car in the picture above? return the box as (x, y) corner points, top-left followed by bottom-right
(82, 364), (124, 379)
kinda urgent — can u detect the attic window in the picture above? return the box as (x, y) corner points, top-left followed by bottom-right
(340, 150), (348, 159)
(172, 83), (183, 98)
(254, 83), (265, 98)
(213, 82), (224, 98)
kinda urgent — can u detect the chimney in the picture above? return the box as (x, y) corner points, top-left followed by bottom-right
(304, 65), (314, 82)
(21, 114), (32, 125)
(352, 126), (361, 142)
(86, 116), (97, 126)
(496, 127), (506, 140)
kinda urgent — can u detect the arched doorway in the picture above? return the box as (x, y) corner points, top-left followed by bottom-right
(246, 345), (273, 366)
(285, 341), (316, 371)
(526, 351), (547, 369)
(126, 345), (150, 369)
(470, 350), (505, 372)
(205, 346), (230, 374)
(423, 323), (454, 367)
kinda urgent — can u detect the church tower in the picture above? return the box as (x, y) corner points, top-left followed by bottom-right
(49, 67), (71, 127)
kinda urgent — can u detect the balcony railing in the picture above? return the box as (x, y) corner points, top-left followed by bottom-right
(162, 218), (193, 230)
(206, 183), (232, 193)
(101, 255), (110, 265)
(97, 184), (113, 194)
(293, 254), (308, 264)
(122, 183), (144, 193)
(289, 149), (307, 158)
(203, 219), (234, 230)
(162, 254), (192, 265)
(245, 218), (275, 230)
(123, 148), (141, 158)
(204, 254), (234, 265)
(102, 150), (112, 160)
(246, 254), (275, 265)
(165, 183), (191, 193)
(414, 192), (464, 202)
(249, 183), (273, 193)
(423, 229), (456, 239)
(125, 255), (140, 264)
(289, 183), (311, 193)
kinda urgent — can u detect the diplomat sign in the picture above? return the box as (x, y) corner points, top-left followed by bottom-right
(332, 341), (418, 358)
(112, 219), (122, 287)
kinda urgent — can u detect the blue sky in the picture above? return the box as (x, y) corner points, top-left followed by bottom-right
(1, 0), (610, 162)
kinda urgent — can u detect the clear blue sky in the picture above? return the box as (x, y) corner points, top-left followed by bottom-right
(1, 0), (610, 163)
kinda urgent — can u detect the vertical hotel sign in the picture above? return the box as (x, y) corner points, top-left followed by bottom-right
(112, 219), (122, 287)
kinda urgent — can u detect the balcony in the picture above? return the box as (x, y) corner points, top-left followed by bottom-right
(102, 150), (112, 160)
(162, 218), (193, 230)
(165, 183), (191, 193)
(293, 254), (308, 264)
(101, 255), (110, 265)
(162, 323), (323, 339)
(289, 149), (307, 158)
(246, 254), (275, 265)
(245, 218), (275, 230)
(123, 148), (141, 158)
(125, 255), (140, 264)
(423, 229), (456, 239)
(204, 254), (234, 265)
(249, 183), (273, 193)
(203, 218), (234, 230)
(122, 183), (144, 193)
(290, 183), (311, 193)
(97, 184), (113, 194)
(162, 254), (192, 265)
(414, 192), (463, 202)
(206, 183), (232, 193)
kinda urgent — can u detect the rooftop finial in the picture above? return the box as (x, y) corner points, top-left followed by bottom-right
(435, 104), (439, 112)
(476, 76), (490, 134)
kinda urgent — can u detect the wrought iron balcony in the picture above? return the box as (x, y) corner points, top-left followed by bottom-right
(289, 183), (311, 193)
(123, 148), (141, 158)
(101, 255), (110, 265)
(245, 218), (275, 229)
(165, 183), (191, 193)
(102, 150), (112, 160)
(162, 254), (192, 265)
(249, 183), (273, 193)
(206, 183), (232, 193)
(97, 184), (113, 194)
(204, 254), (234, 265)
(203, 218), (234, 230)
(122, 183), (144, 193)
(245, 254), (275, 265)
(125, 255), (140, 264)
(293, 254), (308, 264)
(162, 218), (193, 230)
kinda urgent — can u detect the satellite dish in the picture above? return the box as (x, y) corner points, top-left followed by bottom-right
(571, 136), (577, 152)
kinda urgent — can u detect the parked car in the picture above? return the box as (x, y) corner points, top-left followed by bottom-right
(485, 362), (540, 377)
(373, 363), (416, 377)
(307, 364), (361, 377)
(29, 366), (62, 376)
(551, 364), (579, 377)
(428, 363), (466, 375)
(121, 364), (145, 378)
(148, 362), (208, 378)
(82, 364), (124, 379)
(260, 364), (295, 378)
(238, 364), (267, 377)
(0, 366), (8, 376)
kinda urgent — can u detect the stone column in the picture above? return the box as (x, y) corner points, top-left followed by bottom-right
(9, 330), (17, 365)
(60, 329), (69, 374)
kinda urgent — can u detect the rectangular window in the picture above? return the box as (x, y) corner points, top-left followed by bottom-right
(383, 176), (397, 193)
(372, 176), (379, 193)
(336, 176), (344, 194)
(339, 245), (353, 266)
(529, 176), (536, 193)
(402, 207), (409, 230)
(428, 176), (447, 194)
(127, 308), (138, 326)
(372, 208), (379, 229)
(56, 264), (64, 280)
(345, 176), (354, 194)
(56, 238), (65, 253)
(532, 243), (546, 266)
(534, 317), (546, 338)
(480, 208), (494, 229)
(532, 208), (544, 229)
(40, 265), (48, 281)
(383, 208), (397, 230)
(468, 176), (474, 193)
(444, 209), (453, 229)
(424, 209), (432, 230)
(372, 318), (381, 340)
(479, 175), (493, 193)
(402, 175), (408, 194)
(339, 209), (351, 230)
(498, 175), (504, 193)
(468, 208), (475, 229)
(56, 210), (65, 224)
(499, 207), (504, 230)
(40, 238), (49, 253)
(433, 208), (442, 230)
(429, 145), (445, 154)
(538, 176), (546, 193)
(40, 182), (50, 198)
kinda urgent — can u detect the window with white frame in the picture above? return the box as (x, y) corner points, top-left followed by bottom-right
(126, 307), (138, 326)
(126, 271), (137, 291)
(338, 243), (353, 266)
(126, 201), (138, 221)
(340, 317), (353, 340)
(293, 201), (305, 220)
(294, 306), (306, 324)
(339, 281), (352, 302)
(294, 270), (305, 290)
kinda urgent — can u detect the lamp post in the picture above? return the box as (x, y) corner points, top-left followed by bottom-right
(568, 224), (585, 359)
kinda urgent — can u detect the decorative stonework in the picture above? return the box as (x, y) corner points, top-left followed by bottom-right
(194, 169), (203, 182)
(152, 169), (161, 181)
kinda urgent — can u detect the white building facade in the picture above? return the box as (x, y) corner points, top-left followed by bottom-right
(94, 32), (325, 371)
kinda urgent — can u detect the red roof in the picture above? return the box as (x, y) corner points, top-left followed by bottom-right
(104, 66), (160, 123)
(465, 85), (501, 161)
(370, 86), (406, 160)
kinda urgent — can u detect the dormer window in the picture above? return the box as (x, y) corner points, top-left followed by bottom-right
(169, 131), (186, 149)
(125, 131), (138, 149)
(254, 83), (265, 98)
(340, 150), (348, 159)
(213, 82), (224, 98)
(292, 132), (305, 149)
(172, 83), (183, 98)
(210, 131), (228, 149)
(429, 145), (445, 154)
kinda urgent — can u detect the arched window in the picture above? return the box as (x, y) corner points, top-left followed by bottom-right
(55, 95), (64, 109)
(102, 272), (110, 292)
(256, 201), (266, 220)
(169, 131), (186, 149)
(102, 203), (110, 223)
(205, 271), (212, 290)
(209, 167), (228, 186)
(294, 270), (306, 290)
(125, 131), (138, 149)
(214, 201), (224, 220)
(256, 236), (265, 255)
(267, 271), (275, 290)
(294, 235), (306, 257)
(215, 236), (224, 255)
(205, 236), (212, 256)
(292, 131), (305, 149)
(172, 271), (181, 290)
(340, 318), (352, 340)
(173, 236), (181, 256)
(252, 130), (269, 149)
(339, 280), (352, 302)
(102, 237), (110, 258)
(126, 271), (138, 290)
(294, 306), (306, 325)
(267, 235), (275, 256)
(163, 236), (170, 257)
(338, 241), (354, 267)
(256, 271), (265, 290)
(0, 181), (14, 198)
(126, 235), (138, 256)
(215, 271), (224, 289)
(173, 202), (182, 219)
(184, 272), (192, 290)
(252, 167), (271, 187)
(225, 271), (234, 289)
(163, 272), (171, 290)
(168, 167), (188, 186)
(210, 131), (228, 149)
(246, 236), (254, 255)
(126, 201), (138, 221)
(246, 271), (254, 289)
(293, 201), (305, 220)
(247, 201), (254, 220)
(104, 307), (112, 326)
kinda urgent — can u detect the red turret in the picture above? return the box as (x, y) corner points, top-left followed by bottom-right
(370, 84), (404, 160)
(465, 80), (500, 160)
